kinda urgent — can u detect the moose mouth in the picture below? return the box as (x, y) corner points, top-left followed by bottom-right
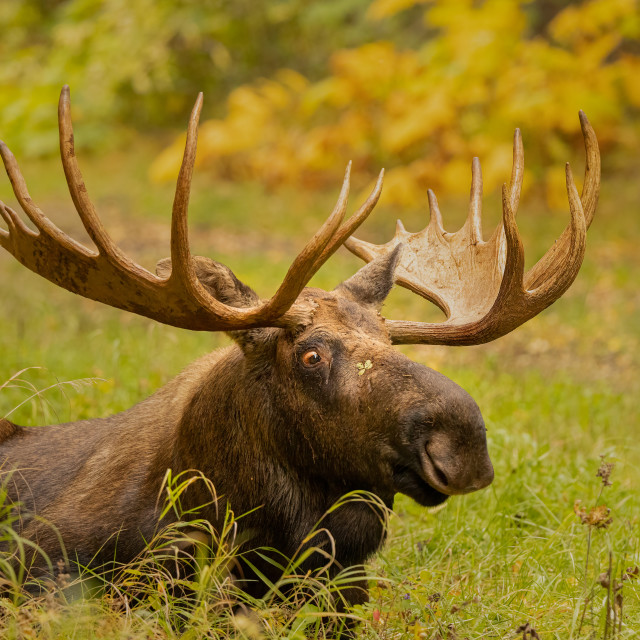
(392, 462), (449, 507)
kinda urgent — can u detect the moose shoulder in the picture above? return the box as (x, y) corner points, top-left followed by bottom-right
(0, 87), (599, 607)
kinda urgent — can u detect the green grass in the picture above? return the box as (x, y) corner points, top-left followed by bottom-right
(1, 141), (639, 638)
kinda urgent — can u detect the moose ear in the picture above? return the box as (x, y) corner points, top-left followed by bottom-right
(156, 256), (272, 350)
(156, 256), (261, 308)
(335, 244), (403, 309)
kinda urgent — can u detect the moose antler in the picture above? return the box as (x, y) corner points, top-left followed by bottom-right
(345, 112), (600, 345)
(0, 86), (383, 331)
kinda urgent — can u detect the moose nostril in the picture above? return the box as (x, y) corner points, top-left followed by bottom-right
(426, 451), (449, 487)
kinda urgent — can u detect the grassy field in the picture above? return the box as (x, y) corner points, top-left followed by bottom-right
(1, 139), (638, 638)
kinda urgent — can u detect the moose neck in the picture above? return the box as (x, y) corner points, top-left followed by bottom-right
(171, 342), (390, 566)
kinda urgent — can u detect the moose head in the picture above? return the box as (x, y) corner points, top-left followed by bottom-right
(0, 87), (599, 610)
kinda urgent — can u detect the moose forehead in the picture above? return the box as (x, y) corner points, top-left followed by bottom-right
(297, 288), (390, 344)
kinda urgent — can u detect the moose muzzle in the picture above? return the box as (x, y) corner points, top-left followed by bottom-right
(391, 362), (494, 505)
(421, 429), (494, 495)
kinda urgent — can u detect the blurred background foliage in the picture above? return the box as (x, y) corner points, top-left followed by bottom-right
(152, 0), (640, 208)
(0, 0), (404, 154)
(2, 0), (638, 207)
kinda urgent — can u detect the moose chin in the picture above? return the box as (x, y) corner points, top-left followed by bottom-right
(0, 87), (599, 611)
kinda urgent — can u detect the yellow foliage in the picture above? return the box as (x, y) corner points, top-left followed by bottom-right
(550, 0), (638, 45)
(154, 0), (640, 209)
(545, 165), (573, 212)
(619, 57), (640, 107)
(367, 0), (434, 21)
(440, 158), (473, 197)
(380, 165), (428, 207)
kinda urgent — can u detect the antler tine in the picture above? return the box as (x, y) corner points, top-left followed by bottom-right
(169, 93), (201, 286)
(525, 163), (586, 299)
(466, 157), (483, 243)
(0, 201), (32, 238)
(0, 143), (48, 235)
(498, 180), (525, 295)
(427, 189), (445, 232)
(259, 162), (352, 319)
(166, 93), (236, 316)
(310, 168), (385, 273)
(523, 116), (598, 292)
(0, 138), (94, 256)
(509, 128), (524, 211)
(488, 127), (524, 246)
(579, 110), (599, 227)
(0, 202), (15, 239)
(58, 86), (127, 263)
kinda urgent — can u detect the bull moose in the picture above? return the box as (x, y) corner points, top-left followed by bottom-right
(0, 87), (599, 610)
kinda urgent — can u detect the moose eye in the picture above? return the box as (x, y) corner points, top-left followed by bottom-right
(301, 350), (322, 367)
